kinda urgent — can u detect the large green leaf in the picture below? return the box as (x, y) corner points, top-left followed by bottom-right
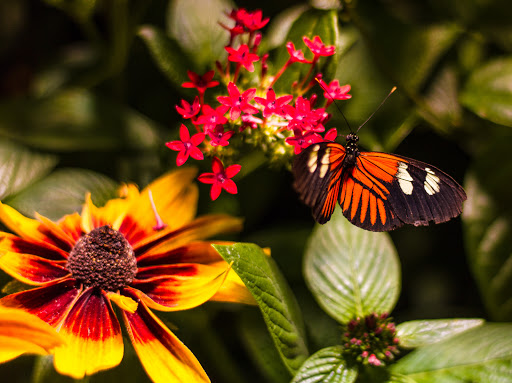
(0, 141), (57, 200)
(0, 89), (161, 151)
(460, 56), (512, 127)
(6, 168), (118, 220)
(167, 0), (234, 71)
(291, 346), (357, 383)
(138, 25), (195, 91)
(396, 318), (485, 348)
(213, 243), (309, 374)
(462, 171), (512, 321)
(392, 323), (512, 382)
(303, 208), (400, 324)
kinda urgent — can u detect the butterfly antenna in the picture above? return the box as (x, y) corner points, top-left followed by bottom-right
(314, 78), (353, 134)
(356, 86), (397, 133)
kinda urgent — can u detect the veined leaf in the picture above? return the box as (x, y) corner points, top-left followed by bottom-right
(291, 346), (357, 383)
(6, 168), (118, 220)
(213, 243), (309, 374)
(397, 318), (485, 348)
(0, 141), (57, 200)
(304, 208), (400, 324)
(392, 323), (512, 383)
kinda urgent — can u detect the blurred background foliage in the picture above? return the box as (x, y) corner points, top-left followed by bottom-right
(0, 0), (511, 382)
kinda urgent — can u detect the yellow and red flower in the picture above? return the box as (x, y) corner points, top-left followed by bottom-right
(0, 168), (254, 382)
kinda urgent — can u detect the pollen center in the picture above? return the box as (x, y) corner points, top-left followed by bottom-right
(67, 225), (137, 291)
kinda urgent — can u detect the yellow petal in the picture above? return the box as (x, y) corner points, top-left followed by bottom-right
(208, 261), (256, 305)
(0, 306), (64, 363)
(122, 298), (210, 383)
(106, 291), (138, 314)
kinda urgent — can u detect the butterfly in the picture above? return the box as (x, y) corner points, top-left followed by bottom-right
(292, 133), (467, 231)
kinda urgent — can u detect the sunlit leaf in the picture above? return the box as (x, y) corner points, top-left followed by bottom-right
(397, 318), (485, 348)
(460, 56), (512, 127)
(291, 346), (357, 383)
(392, 323), (512, 382)
(0, 141), (57, 200)
(167, 0), (234, 71)
(6, 168), (118, 220)
(213, 243), (309, 374)
(304, 208), (400, 324)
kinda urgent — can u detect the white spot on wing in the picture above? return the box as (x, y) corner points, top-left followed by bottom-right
(424, 167), (440, 195)
(307, 145), (320, 173)
(396, 162), (413, 195)
(319, 149), (330, 178)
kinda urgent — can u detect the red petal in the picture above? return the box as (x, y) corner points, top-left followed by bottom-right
(197, 173), (215, 184)
(121, 295), (209, 382)
(210, 184), (222, 200)
(221, 179), (238, 195)
(0, 233), (68, 260)
(53, 288), (124, 379)
(166, 141), (185, 151)
(0, 279), (81, 327)
(179, 124), (190, 141)
(224, 164), (241, 178)
(210, 156), (224, 174)
(0, 251), (69, 285)
(176, 151), (189, 166)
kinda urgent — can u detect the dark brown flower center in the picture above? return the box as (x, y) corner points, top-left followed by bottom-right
(67, 225), (137, 291)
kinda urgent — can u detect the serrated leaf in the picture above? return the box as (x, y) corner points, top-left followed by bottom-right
(303, 208), (400, 324)
(0, 88), (161, 151)
(273, 8), (339, 93)
(6, 168), (118, 220)
(460, 56), (512, 127)
(167, 0), (234, 70)
(396, 318), (485, 349)
(138, 25), (195, 90)
(213, 243), (309, 374)
(0, 141), (57, 200)
(291, 346), (357, 383)
(462, 171), (512, 321)
(392, 323), (512, 383)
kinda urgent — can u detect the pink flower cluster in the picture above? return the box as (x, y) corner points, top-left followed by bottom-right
(166, 8), (351, 200)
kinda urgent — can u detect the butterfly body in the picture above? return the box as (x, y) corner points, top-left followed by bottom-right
(292, 134), (467, 231)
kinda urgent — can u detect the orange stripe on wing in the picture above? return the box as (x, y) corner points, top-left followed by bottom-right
(370, 194), (377, 225)
(350, 182), (363, 220)
(342, 177), (355, 212)
(360, 188), (370, 224)
(377, 198), (387, 225)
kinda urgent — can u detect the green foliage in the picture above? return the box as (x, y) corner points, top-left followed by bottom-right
(304, 208), (400, 323)
(213, 243), (309, 375)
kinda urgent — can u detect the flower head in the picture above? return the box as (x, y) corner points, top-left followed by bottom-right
(166, 124), (205, 166)
(217, 82), (259, 121)
(225, 44), (260, 72)
(198, 157), (241, 200)
(182, 70), (219, 96)
(176, 97), (201, 119)
(0, 169), (253, 381)
(303, 36), (336, 58)
(254, 88), (293, 118)
(286, 42), (312, 64)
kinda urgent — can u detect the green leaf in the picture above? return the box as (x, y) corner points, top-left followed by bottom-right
(167, 0), (234, 70)
(462, 170), (512, 321)
(0, 140), (57, 200)
(0, 89), (161, 151)
(239, 310), (291, 383)
(265, 5), (309, 51)
(392, 323), (512, 383)
(303, 208), (400, 324)
(6, 168), (118, 220)
(460, 56), (512, 127)
(138, 25), (195, 90)
(291, 346), (357, 383)
(396, 318), (485, 348)
(213, 243), (309, 374)
(43, 0), (97, 22)
(274, 8), (339, 93)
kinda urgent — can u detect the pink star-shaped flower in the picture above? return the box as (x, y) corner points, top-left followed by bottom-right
(225, 44), (260, 72)
(318, 79), (352, 106)
(286, 42), (312, 64)
(303, 36), (336, 57)
(285, 129), (323, 154)
(208, 125), (234, 147)
(195, 104), (229, 133)
(175, 97), (201, 119)
(217, 82), (259, 121)
(254, 88), (293, 118)
(198, 157), (241, 200)
(165, 124), (205, 166)
(284, 96), (326, 132)
(182, 70), (219, 95)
